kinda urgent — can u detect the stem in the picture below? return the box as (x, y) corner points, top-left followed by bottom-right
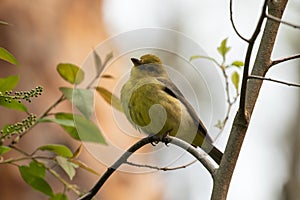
(0, 155), (53, 165)
(40, 94), (65, 119)
(214, 64), (239, 140)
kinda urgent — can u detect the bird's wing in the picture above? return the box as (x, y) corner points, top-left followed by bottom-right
(157, 77), (213, 143)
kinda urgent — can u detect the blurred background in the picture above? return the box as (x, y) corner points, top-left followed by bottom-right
(0, 0), (299, 199)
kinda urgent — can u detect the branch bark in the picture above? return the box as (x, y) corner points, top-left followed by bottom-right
(211, 0), (289, 199)
(78, 135), (216, 200)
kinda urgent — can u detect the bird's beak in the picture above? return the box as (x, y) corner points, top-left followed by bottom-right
(131, 58), (142, 66)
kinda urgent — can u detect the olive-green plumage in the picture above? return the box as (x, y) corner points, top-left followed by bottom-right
(121, 54), (222, 164)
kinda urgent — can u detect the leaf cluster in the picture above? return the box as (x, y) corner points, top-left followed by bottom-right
(0, 38), (113, 199)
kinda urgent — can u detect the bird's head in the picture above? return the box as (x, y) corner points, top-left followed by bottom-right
(130, 54), (167, 78)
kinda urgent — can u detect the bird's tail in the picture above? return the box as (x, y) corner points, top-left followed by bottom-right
(208, 146), (223, 165)
(191, 132), (223, 165)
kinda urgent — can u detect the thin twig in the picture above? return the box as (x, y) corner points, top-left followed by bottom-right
(86, 75), (100, 90)
(213, 64), (239, 141)
(125, 160), (197, 171)
(192, 56), (240, 141)
(39, 94), (66, 119)
(0, 155), (54, 165)
(48, 167), (81, 195)
(8, 94), (66, 145)
(239, 0), (268, 116)
(229, 0), (249, 42)
(270, 54), (300, 68)
(78, 136), (216, 200)
(266, 13), (300, 29)
(8, 144), (30, 156)
(221, 65), (231, 106)
(248, 75), (300, 88)
(214, 94), (239, 142)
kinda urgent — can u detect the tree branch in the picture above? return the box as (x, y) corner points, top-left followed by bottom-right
(168, 136), (217, 174)
(266, 13), (300, 29)
(239, 0), (268, 115)
(211, 0), (289, 199)
(125, 160), (197, 171)
(78, 135), (216, 200)
(270, 54), (300, 68)
(245, 0), (288, 114)
(248, 75), (300, 88)
(229, 0), (249, 42)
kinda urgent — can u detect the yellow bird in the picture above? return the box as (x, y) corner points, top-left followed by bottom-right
(121, 54), (222, 164)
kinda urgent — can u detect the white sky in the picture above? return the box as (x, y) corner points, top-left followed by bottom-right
(102, 0), (300, 199)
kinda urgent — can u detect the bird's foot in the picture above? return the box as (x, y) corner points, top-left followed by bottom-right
(150, 133), (171, 146)
(150, 141), (159, 146)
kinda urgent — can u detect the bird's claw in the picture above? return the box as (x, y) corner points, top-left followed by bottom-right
(150, 140), (159, 146)
(150, 134), (171, 147)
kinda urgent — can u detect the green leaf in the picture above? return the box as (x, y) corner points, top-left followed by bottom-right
(55, 113), (80, 140)
(189, 55), (204, 61)
(0, 97), (27, 112)
(0, 75), (26, 112)
(189, 55), (220, 66)
(59, 87), (73, 99)
(189, 55), (211, 61)
(93, 50), (102, 75)
(231, 71), (240, 91)
(27, 161), (46, 178)
(19, 161), (53, 197)
(59, 87), (94, 119)
(38, 117), (75, 127)
(0, 75), (19, 93)
(0, 47), (19, 66)
(74, 114), (106, 144)
(50, 193), (68, 200)
(70, 159), (100, 176)
(71, 88), (94, 119)
(217, 38), (231, 60)
(0, 145), (11, 155)
(39, 144), (73, 158)
(95, 87), (123, 112)
(57, 63), (84, 84)
(231, 60), (244, 68)
(56, 156), (77, 180)
(54, 113), (106, 144)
